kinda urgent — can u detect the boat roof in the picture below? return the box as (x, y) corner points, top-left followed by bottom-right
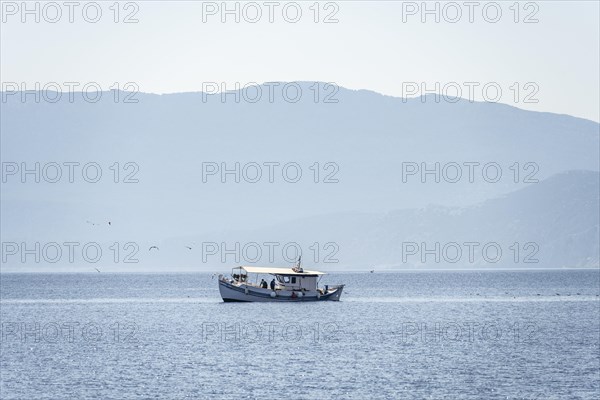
(238, 266), (325, 276)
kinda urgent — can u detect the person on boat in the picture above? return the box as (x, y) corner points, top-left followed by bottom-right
(270, 279), (275, 290)
(261, 279), (268, 289)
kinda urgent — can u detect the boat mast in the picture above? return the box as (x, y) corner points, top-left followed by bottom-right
(293, 254), (303, 273)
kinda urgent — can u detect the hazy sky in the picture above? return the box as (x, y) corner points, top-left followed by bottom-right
(1, 1), (599, 121)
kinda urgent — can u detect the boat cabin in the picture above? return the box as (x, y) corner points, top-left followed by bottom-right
(276, 274), (318, 291)
(230, 266), (325, 292)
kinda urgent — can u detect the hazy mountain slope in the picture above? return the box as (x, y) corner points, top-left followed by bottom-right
(1, 83), (598, 270)
(161, 171), (599, 271)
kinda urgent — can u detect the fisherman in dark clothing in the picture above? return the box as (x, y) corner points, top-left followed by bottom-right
(261, 279), (268, 289)
(270, 279), (276, 290)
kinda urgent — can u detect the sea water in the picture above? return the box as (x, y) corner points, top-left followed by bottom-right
(1, 270), (599, 399)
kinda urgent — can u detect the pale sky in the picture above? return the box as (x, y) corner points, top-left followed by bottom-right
(1, 1), (599, 121)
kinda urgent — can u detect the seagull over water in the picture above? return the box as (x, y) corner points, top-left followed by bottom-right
(149, 246), (159, 251)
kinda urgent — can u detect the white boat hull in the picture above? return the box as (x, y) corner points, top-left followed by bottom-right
(218, 278), (344, 302)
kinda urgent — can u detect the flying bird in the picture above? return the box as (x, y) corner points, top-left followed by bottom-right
(94, 268), (101, 273)
(149, 246), (159, 251)
(185, 246), (192, 250)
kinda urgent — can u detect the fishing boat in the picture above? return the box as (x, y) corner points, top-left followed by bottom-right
(218, 258), (344, 302)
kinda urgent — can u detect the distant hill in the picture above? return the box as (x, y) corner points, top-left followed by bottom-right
(167, 170), (598, 270)
(1, 83), (598, 271)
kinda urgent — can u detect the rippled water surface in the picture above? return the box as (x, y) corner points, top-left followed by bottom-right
(1, 270), (599, 399)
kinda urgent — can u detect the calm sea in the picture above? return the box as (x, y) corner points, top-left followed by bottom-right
(1, 270), (599, 399)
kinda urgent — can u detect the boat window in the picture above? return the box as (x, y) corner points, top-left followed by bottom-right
(283, 276), (290, 283)
(291, 277), (297, 284)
